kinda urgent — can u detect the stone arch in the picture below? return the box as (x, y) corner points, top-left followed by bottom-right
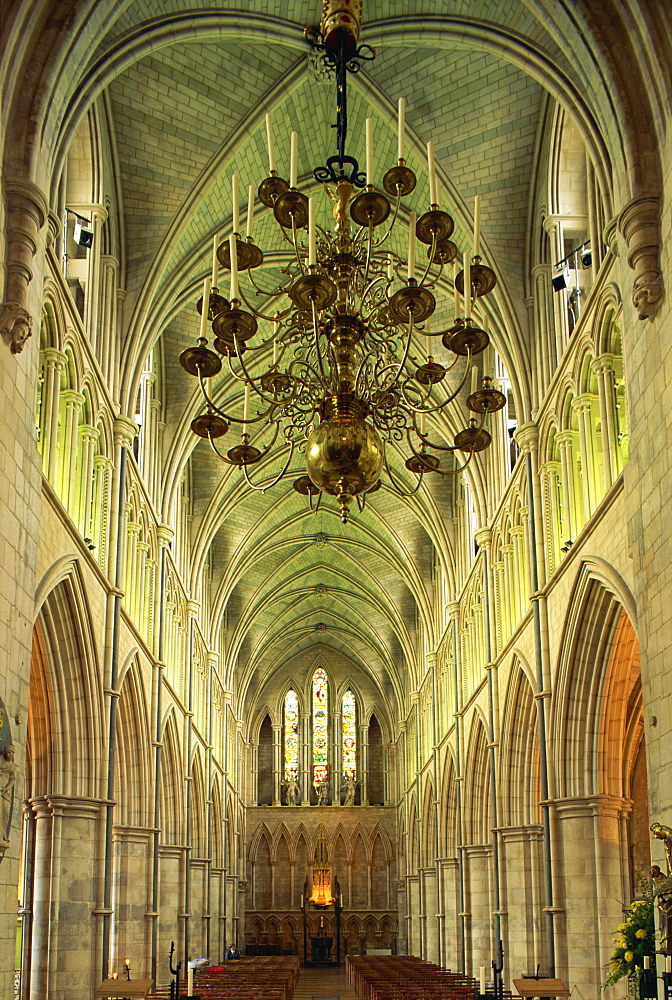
(463, 713), (491, 845)
(499, 658), (540, 828)
(553, 560), (639, 799)
(29, 564), (103, 800)
(159, 711), (184, 845)
(115, 654), (152, 829)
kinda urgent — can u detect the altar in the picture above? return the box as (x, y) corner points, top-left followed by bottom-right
(311, 935), (333, 963)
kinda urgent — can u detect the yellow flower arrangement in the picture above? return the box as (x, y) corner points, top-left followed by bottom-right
(602, 877), (655, 994)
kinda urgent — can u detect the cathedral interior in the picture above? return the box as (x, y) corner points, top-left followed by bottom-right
(1, 1), (672, 998)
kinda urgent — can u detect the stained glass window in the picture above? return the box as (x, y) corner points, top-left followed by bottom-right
(284, 689), (299, 780)
(312, 667), (329, 784)
(342, 688), (357, 779)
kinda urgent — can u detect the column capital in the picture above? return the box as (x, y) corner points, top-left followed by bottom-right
(446, 601), (460, 621)
(157, 523), (175, 547)
(514, 421), (538, 454)
(474, 527), (491, 550)
(114, 415), (139, 447)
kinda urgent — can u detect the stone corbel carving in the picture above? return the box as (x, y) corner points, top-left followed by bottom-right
(0, 301), (33, 353)
(2, 178), (48, 356)
(618, 195), (664, 320)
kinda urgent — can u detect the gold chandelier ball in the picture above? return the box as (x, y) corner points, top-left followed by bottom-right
(305, 415), (384, 497)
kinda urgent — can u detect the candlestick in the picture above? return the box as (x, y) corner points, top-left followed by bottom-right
(427, 141), (437, 206)
(408, 211), (416, 281)
(473, 193), (481, 257)
(265, 113), (276, 173)
(365, 117), (373, 187)
(479, 967), (486, 995)
(463, 251), (471, 318)
(471, 365), (478, 395)
(211, 234), (219, 288)
(229, 234), (239, 301)
(290, 130), (298, 188)
(246, 184), (254, 239)
(231, 173), (239, 234)
(454, 262), (461, 318)
(199, 277), (211, 340)
(308, 196), (316, 266)
(243, 384), (251, 424)
(397, 97), (406, 160)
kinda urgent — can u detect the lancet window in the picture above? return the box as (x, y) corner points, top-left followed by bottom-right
(312, 667), (328, 783)
(284, 689), (299, 780)
(342, 688), (357, 779)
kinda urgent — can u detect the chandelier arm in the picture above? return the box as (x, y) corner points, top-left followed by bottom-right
(374, 189), (402, 247)
(363, 220), (375, 285)
(418, 232), (438, 287)
(234, 284), (295, 323)
(242, 439), (296, 492)
(384, 314), (415, 394)
(383, 449), (425, 498)
(206, 431), (243, 466)
(195, 369), (271, 424)
(311, 298), (328, 388)
(291, 215), (307, 275)
(396, 349), (472, 413)
(229, 337), (294, 412)
(360, 273), (387, 312)
(413, 409), (487, 455)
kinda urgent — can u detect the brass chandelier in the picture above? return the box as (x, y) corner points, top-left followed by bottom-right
(180, 0), (506, 523)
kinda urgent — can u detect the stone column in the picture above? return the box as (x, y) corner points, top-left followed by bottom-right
(573, 394), (598, 516)
(556, 430), (580, 542)
(359, 722), (369, 805)
(300, 713), (311, 805)
(28, 794), (105, 1000)
(272, 724), (282, 806)
(463, 843), (493, 974)
(111, 827), (154, 978)
(593, 354), (618, 487)
(39, 348), (66, 481)
(60, 388), (84, 511)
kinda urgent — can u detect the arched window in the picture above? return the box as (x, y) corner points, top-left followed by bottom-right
(342, 688), (357, 778)
(312, 667), (328, 783)
(284, 689), (299, 779)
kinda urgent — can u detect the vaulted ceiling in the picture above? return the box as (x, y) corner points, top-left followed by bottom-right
(59, 1), (608, 725)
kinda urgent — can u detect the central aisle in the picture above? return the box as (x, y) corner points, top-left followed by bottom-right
(293, 965), (360, 1000)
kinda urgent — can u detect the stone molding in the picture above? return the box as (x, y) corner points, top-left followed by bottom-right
(2, 178), (49, 353)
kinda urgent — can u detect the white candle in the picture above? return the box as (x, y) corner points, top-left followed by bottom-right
(229, 233), (239, 301)
(463, 251), (471, 317)
(365, 117), (374, 187)
(231, 173), (239, 234)
(266, 112), (276, 173)
(473, 193), (481, 257)
(211, 234), (219, 288)
(388, 257), (394, 282)
(427, 141), (438, 207)
(308, 196), (316, 266)
(420, 410), (426, 436)
(454, 263), (461, 318)
(397, 97), (406, 160)
(644, 956), (650, 970)
(426, 334), (432, 360)
(408, 211), (416, 281)
(471, 365), (478, 395)
(243, 384), (251, 424)
(666, 955), (671, 973)
(188, 968), (194, 995)
(273, 339), (279, 365)
(246, 184), (254, 239)
(479, 967), (486, 995)
(290, 130), (298, 188)
(199, 277), (211, 339)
